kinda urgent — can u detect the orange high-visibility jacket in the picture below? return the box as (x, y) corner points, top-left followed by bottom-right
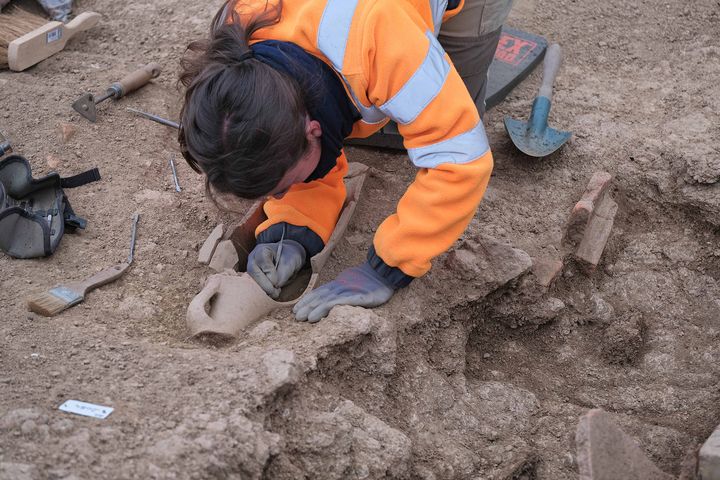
(244, 0), (493, 285)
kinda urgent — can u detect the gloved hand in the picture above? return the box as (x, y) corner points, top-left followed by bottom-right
(293, 262), (395, 323)
(247, 240), (306, 299)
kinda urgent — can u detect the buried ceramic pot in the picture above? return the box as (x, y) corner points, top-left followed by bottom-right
(187, 162), (369, 339)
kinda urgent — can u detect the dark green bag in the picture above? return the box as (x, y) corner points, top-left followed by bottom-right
(0, 154), (100, 258)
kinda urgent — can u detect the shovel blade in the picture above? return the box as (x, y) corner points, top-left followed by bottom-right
(504, 116), (571, 157)
(504, 96), (571, 157)
(72, 93), (97, 122)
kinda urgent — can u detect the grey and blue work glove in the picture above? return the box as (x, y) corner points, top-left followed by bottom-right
(293, 262), (395, 323)
(247, 240), (306, 299)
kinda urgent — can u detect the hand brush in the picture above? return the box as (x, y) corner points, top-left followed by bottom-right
(0, 6), (45, 67)
(0, 6), (100, 71)
(27, 213), (140, 317)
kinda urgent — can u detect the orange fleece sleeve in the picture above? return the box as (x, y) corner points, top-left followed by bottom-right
(362, 1), (494, 278)
(255, 151), (349, 245)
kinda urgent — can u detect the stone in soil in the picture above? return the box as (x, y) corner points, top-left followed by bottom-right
(576, 409), (673, 480)
(445, 236), (532, 298)
(589, 293), (615, 325)
(209, 239), (239, 272)
(700, 424), (720, 480)
(57, 122), (77, 143)
(532, 257), (564, 287)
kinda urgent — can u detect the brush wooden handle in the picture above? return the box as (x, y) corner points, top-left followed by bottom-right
(110, 63), (162, 98)
(64, 12), (102, 37)
(69, 262), (130, 294)
(8, 12), (102, 71)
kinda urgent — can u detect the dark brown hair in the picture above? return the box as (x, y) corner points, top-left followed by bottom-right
(178, 0), (308, 199)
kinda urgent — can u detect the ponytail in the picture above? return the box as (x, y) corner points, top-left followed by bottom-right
(178, 0), (309, 199)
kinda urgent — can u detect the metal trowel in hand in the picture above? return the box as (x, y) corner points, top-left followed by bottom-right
(504, 43), (572, 157)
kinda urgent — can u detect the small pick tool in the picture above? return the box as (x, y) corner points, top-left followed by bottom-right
(73, 63), (162, 122)
(504, 43), (572, 157)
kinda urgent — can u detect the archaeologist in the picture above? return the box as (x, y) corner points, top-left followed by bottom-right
(179, 0), (514, 322)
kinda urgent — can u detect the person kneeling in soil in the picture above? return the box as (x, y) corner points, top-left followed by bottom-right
(179, 0), (513, 322)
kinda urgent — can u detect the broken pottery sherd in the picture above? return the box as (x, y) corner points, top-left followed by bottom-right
(562, 171), (618, 274)
(576, 409), (673, 480)
(198, 224), (225, 265)
(187, 163), (370, 339)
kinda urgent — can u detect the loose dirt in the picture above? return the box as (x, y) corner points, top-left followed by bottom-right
(1, 0), (719, 479)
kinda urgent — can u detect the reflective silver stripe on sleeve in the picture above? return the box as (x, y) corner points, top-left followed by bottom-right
(342, 77), (387, 124)
(407, 121), (491, 168)
(354, 97), (388, 124)
(430, 0), (448, 36)
(317, 0), (385, 124)
(378, 32), (450, 125)
(317, 0), (359, 71)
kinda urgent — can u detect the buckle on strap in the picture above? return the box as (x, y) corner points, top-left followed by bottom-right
(62, 196), (87, 231)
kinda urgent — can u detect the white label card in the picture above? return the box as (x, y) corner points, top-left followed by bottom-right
(59, 400), (113, 419)
(46, 28), (63, 44)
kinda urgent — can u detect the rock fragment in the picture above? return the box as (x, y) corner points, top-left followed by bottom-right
(700, 424), (720, 480)
(532, 257), (564, 287)
(289, 401), (412, 479)
(445, 236), (532, 298)
(249, 320), (278, 339)
(208, 240), (239, 272)
(57, 122), (77, 143)
(262, 349), (301, 395)
(46, 154), (61, 169)
(589, 294), (615, 325)
(576, 409), (673, 480)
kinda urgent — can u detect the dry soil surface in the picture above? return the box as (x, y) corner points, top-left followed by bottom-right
(1, 0), (719, 479)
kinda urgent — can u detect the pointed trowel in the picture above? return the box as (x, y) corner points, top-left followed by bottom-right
(73, 63), (162, 122)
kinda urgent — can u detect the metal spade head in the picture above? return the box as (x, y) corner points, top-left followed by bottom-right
(72, 93), (97, 122)
(504, 96), (571, 158)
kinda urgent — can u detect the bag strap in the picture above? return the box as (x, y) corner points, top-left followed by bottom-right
(62, 195), (87, 231)
(60, 168), (101, 189)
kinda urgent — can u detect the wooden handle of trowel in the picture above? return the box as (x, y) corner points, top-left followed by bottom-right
(538, 44), (562, 99)
(111, 63), (162, 98)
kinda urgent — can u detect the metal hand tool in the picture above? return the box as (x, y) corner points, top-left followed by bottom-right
(127, 107), (180, 129)
(73, 63), (162, 122)
(169, 156), (181, 192)
(274, 223), (286, 271)
(504, 43), (572, 157)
